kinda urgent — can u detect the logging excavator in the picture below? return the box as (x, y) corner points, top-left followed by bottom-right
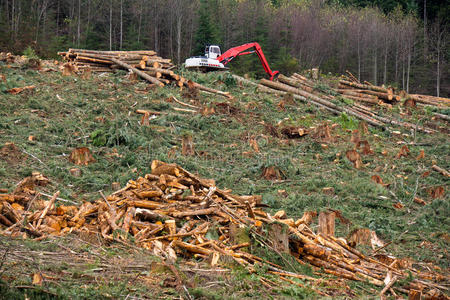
(185, 42), (279, 81)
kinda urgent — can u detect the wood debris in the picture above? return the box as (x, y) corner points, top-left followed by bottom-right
(7, 85), (36, 95)
(69, 147), (96, 165)
(0, 160), (448, 297)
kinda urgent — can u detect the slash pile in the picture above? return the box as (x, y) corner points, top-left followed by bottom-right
(0, 161), (448, 297)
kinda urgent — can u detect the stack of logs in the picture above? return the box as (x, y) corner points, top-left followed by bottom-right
(0, 52), (16, 63)
(339, 71), (450, 108)
(254, 73), (448, 133)
(57, 49), (231, 97)
(0, 161), (448, 298)
(57, 49), (181, 87)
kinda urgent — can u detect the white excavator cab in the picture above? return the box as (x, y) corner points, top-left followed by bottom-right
(184, 45), (226, 71)
(205, 45), (221, 59)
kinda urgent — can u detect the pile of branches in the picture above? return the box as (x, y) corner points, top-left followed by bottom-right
(257, 73), (446, 134)
(1, 161), (448, 298)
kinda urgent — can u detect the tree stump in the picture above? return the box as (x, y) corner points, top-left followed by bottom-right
(229, 223), (250, 252)
(69, 147), (95, 165)
(311, 68), (319, 80)
(69, 168), (82, 177)
(111, 182), (121, 191)
(182, 135), (195, 156)
(267, 222), (289, 253)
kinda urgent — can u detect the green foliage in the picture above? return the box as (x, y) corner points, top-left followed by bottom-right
(90, 129), (108, 147)
(218, 72), (237, 87)
(334, 112), (358, 129)
(23, 46), (39, 59)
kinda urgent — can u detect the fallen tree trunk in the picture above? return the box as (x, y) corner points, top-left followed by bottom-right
(260, 79), (385, 128)
(109, 58), (164, 87)
(292, 73), (315, 87)
(232, 74), (258, 87)
(339, 80), (390, 94)
(278, 74), (314, 93)
(433, 113), (450, 121)
(340, 94), (379, 105)
(69, 49), (157, 56)
(185, 80), (231, 98)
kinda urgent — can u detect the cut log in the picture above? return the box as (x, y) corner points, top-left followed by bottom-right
(432, 165), (450, 177)
(318, 211), (335, 236)
(260, 79), (385, 128)
(184, 80), (231, 98)
(232, 74), (258, 87)
(109, 58), (164, 87)
(345, 70), (359, 83)
(36, 191), (60, 228)
(278, 74), (314, 93)
(68, 49), (157, 56)
(339, 80), (390, 93)
(174, 240), (212, 255)
(341, 94), (379, 104)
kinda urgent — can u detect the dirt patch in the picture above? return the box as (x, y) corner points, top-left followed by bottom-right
(0, 143), (25, 164)
(214, 102), (242, 115)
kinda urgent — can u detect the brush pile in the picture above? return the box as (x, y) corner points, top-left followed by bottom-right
(0, 161), (448, 297)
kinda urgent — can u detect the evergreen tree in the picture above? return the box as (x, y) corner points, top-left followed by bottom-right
(193, 0), (221, 55)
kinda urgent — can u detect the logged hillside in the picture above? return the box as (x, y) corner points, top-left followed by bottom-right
(0, 57), (449, 298)
(0, 0), (449, 97)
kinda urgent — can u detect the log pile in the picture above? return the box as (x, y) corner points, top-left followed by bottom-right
(57, 49), (182, 87)
(57, 49), (231, 97)
(58, 49), (173, 72)
(339, 71), (450, 108)
(258, 74), (441, 133)
(1, 161), (448, 297)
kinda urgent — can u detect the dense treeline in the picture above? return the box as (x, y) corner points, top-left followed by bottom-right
(0, 0), (448, 96)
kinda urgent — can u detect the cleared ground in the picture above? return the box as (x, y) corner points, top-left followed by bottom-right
(0, 63), (448, 299)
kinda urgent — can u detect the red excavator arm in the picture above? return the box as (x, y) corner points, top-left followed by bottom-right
(217, 42), (279, 81)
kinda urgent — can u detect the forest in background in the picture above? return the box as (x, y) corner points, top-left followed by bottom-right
(0, 0), (448, 96)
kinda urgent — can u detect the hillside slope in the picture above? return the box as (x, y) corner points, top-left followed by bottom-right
(0, 62), (449, 298)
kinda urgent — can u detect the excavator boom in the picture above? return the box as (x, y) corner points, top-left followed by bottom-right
(217, 42), (279, 80)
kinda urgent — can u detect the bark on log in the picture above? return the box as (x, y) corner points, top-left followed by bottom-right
(432, 165), (450, 177)
(109, 58), (164, 87)
(174, 240), (213, 255)
(292, 73), (315, 87)
(341, 95), (379, 105)
(340, 80), (390, 93)
(69, 49), (157, 56)
(232, 74), (258, 87)
(278, 74), (314, 93)
(184, 80), (231, 98)
(260, 79), (385, 128)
